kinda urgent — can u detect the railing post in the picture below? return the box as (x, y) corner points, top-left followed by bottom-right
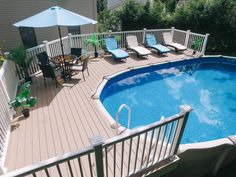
(171, 27), (175, 39)
(90, 135), (104, 177)
(142, 28), (147, 44)
(184, 30), (191, 47)
(201, 33), (210, 55)
(108, 30), (112, 36)
(43, 41), (51, 57)
(170, 105), (192, 155)
(68, 33), (73, 48)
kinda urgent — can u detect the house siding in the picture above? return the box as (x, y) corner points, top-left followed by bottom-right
(0, 0), (97, 51)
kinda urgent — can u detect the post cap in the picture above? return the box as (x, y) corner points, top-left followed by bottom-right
(179, 105), (192, 115)
(90, 135), (104, 146)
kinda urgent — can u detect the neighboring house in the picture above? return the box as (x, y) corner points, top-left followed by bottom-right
(0, 0), (97, 51)
(108, 0), (149, 11)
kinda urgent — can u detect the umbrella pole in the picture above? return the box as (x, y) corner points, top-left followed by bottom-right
(58, 26), (68, 79)
(58, 26), (65, 59)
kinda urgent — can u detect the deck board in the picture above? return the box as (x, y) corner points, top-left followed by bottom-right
(4, 51), (192, 172)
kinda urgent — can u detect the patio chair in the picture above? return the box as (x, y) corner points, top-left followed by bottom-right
(105, 36), (129, 60)
(71, 56), (90, 80)
(36, 51), (50, 65)
(126, 35), (151, 57)
(37, 52), (63, 87)
(38, 63), (63, 87)
(71, 47), (82, 64)
(36, 51), (61, 69)
(162, 32), (187, 52)
(145, 34), (171, 55)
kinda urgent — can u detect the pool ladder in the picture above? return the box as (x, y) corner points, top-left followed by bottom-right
(115, 104), (131, 135)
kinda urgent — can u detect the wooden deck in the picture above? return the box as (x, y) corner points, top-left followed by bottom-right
(4, 51), (193, 172)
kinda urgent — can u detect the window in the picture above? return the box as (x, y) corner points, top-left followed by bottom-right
(68, 26), (81, 35)
(19, 27), (38, 48)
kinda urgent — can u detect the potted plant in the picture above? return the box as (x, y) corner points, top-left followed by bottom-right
(7, 46), (33, 82)
(85, 33), (100, 58)
(191, 38), (203, 55)
(9, 82), (37, 118)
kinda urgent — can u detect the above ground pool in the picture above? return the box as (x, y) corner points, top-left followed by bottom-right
(99, 56), (236, 144)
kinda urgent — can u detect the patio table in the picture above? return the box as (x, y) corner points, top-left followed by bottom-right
(52, 54), (76, 79)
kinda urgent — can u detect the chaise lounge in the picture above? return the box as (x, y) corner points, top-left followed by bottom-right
(105, 36), (129, 61)
(126, 35), (151, 57)
(145, 34), (171, 55)
(162, 32), (187, 52)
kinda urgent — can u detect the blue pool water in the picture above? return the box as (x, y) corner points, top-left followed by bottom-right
(100, 57), (236, 144)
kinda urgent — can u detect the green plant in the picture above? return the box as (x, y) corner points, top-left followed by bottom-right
(7, 46), (33, 78)
(85, 33), (101, 57)
(191, 38), (203, 54)
(9, 82), (37, 111)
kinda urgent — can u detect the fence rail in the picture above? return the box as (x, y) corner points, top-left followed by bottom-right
(0, 60), (18, 174)
(14, 28), (209, 80)
(2, 105), (191, 177)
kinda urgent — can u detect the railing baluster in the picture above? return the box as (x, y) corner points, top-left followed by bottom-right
(157, 124), (167, 161)
(105, 147), (108, 177)
(120, 141), (124, 177)
(113, 144), (116, 177)
(77, 157), (84, 177)
(67, 161), (74, 177)
(169, 120), (179, 156)
(32, 172), (37, 177)
(88, 154), (94, 177)
(56, 164), (62, 177)
(146, 129), (155, 167)
(127, 138), (133, 176)
(133, 134), (140, 172)
(163, 122), (174, 158)
(44, 168), (50, 177)
(140, 132), (148, 169)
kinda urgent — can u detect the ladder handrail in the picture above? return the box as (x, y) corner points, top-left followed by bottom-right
(115, 104), (131, 135)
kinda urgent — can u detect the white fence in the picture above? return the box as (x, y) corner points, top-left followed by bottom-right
(1, 105), (192, 177)
(14, 27), (209, 79)
(0, 60), (18, 173)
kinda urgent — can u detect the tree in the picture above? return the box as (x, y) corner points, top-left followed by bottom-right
(97, 0), (107, 13)
(119, 0), (149, 30)
(98, 10), (121, 32)
(174, 0), (236, 54)
(113, 0), (236, 55)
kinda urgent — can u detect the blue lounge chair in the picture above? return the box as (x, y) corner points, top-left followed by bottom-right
(145, 34), (171, 55)
(105, 36), (129, 60)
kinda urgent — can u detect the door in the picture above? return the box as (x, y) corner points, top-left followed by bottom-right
(19, 27), (38, 48)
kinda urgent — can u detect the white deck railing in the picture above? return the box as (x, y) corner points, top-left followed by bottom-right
(14, 27), (209, 79)
(1, 105), (192, 177)
(0, 60), (18, 174)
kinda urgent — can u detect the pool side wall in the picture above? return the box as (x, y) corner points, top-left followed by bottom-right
(148, 137), (236, 177)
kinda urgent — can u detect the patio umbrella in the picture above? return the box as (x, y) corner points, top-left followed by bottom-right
(13, 6), (97, 60)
